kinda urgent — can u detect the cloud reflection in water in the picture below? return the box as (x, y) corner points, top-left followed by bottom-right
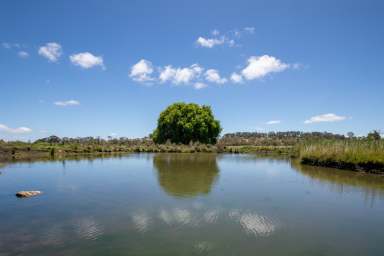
(132, 206), (278, 237)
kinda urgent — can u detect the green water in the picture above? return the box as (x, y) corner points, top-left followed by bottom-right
(1, 153), (384, 255)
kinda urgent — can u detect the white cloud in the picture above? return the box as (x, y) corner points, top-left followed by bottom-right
(193, 82), (208, 90)
(233, 27), (256, 38)
(174, 65), (202, 84)
(205, 69), (227, 84)
(0, 124), (32, 134)
(38, 42), (62, 62)
(228, 39), (236, 47)
(241, 55), (289, 80)
(2, 42), (21, 49)
(172, 67), (194, 84)
(230, 72), (243, 83)
(292, 63), (302, 70)
(190, 64), (203, 75)
(266, 120), (281, 125)
(130, 59), (154, 82)
(131, 60), (205, 86)
(159, 64), (203, 84)
(212, 29), (220, 36)
(159, 65), (176, 83)
(243, 27), (255, 34)
(54, 100), (80, 107)
(196, 37), (225, 48)
(198, 27), (256, 48)
(70, 52), (104, 69)
(18, 51), (29, 58)
(130, 55), (294, 88)
(304, 113), (347, 124)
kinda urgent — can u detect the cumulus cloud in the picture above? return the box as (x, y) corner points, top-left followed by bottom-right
(54, 100), (80, 107)
(18, 51), (29, 58)
(193, 82), (208, 90)
(266, 120), (281, 125)
(130, 59), (205, 87)
(304, 113), (347, 124)
(159, 65), (176, 83)
(173, 65), (202, 84)
(230, 72), (243, 83)
(241, 55), (289, 80)
(38, 42), (62, 62)
(205, 69), (227, 84)
(130, 59), (154, 82)
(0, 124), (32, 134)
(70, 52), (104, 69)
(197, 27), (256, 48)
(130, 54), (294, 88)
(196, 37), (225, 48)
(159, 64), (203, 84)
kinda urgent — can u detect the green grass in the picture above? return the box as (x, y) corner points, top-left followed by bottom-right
(0, 141), (218, 161)
(299, 139), (384, 173)
(222, 145), (295, 155)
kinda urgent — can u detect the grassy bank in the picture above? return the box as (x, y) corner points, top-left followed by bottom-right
(222, 145), (295, 155)
(0, 142), (293, 161)
(2, 135), (384, 174)
(0, 141), (218, 161)
(299, 140), (384, 174)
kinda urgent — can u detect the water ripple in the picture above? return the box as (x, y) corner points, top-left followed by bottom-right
(132, 212), (151, 233)
(194, 241), (213, 254)
(203, 210), (219, 224)
(239, 213), (276, 237)
(75, 218), (103, 240)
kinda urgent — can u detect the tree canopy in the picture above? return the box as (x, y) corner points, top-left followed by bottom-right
(152, 102), (222, 144)
(367, 130), (381, 141)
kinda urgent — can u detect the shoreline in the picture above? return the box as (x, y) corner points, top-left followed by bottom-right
(1, 145), (383, 175)
(300, 157), (384, 175)
(0, 144), (294, 161)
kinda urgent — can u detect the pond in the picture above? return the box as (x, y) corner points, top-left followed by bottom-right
(1, 153), (384, 255)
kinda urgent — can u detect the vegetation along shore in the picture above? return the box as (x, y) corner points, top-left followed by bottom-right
(1, 103), (383, 174)
(1, 131), (383, 174)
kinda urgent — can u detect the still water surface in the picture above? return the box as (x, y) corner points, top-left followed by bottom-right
(1, 153), (384, 255)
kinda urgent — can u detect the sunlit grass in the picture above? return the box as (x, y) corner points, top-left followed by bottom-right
(299, 139), (384, 172)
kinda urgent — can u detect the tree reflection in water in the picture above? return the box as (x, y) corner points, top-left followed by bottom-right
(153, 153), (219, 198)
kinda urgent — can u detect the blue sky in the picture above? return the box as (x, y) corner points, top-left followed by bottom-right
(1, 0), (383, 141)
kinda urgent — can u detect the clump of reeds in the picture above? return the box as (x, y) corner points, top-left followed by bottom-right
(299, 139), (384, 173)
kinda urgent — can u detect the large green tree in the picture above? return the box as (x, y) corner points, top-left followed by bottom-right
(152, 102), (222, 144)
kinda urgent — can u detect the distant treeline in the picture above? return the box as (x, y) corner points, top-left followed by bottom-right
(34, 135), (154, 146)
(219, 131), (347, 146)
(0, 131), (380, 148)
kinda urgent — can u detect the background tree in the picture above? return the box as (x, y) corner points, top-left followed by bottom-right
(152, 102), (222, 144)
(367, 130), (381, 141)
